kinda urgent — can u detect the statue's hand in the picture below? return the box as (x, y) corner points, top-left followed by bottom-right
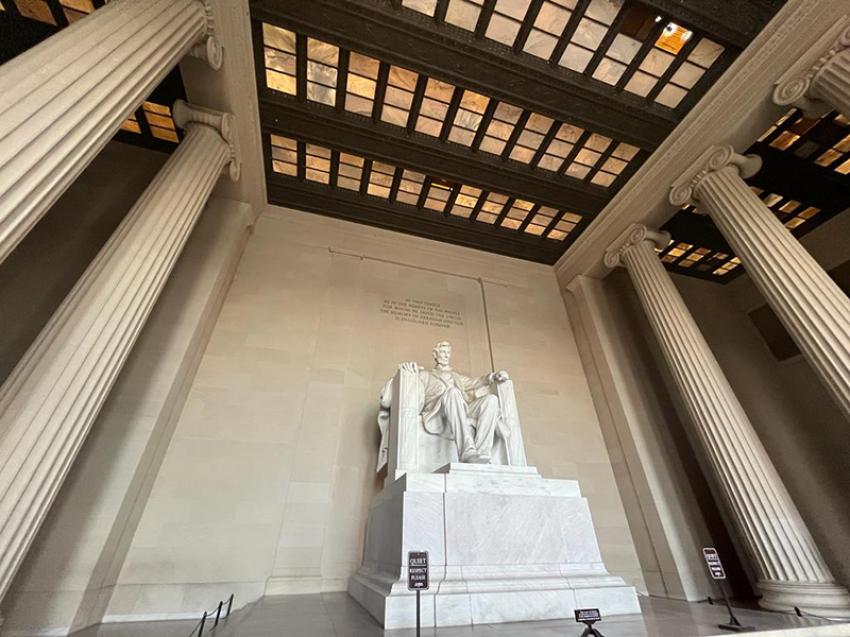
(492, 370), (510, 383)
(399, 361), (421, 374)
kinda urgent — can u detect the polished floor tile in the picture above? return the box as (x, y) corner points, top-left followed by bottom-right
(75, 592), (841, 637)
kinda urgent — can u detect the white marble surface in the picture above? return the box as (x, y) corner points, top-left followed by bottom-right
(349, 464), (639, 628)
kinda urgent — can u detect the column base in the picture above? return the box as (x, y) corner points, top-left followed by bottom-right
(759, 580), (850, 619)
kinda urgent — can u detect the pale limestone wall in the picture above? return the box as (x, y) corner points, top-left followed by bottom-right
(1, 198), (252, 636)
(107, 205), (645, 620)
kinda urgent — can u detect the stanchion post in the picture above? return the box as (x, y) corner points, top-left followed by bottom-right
(227, 593), (234, 616)
(197, 611), (207, 637)
(416, 589), (421, 637)
(215, 601), (223, 626)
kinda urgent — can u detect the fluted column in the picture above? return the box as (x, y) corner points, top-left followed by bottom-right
(0, 102), (239, 602)
(605, 225), (850, 617)
(670, 145), (850, 423)
(774, 17), (850, 117)
(0, 0), (223, 265)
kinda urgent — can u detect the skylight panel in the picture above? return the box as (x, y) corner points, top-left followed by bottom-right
(486, 0), (531, 46)
(500, 199), (535, 229)
(338, 153), (365, 190)
(270, 135), (298, 176)
(402, 0), (438, 16)
(449, 91), (490, 146)
(305, 144), (332, 183)
(346, 52), (380, 116)
(263, 24), (297, 96)
(367, 162), (395, 198)
(382, 66), (419, 126)
(306, 38), (339, 106)
(424, 181), (454, 211)
(479, 102), (523, 155)
(446, 0), (484, 31)
(416, 78), (456, 137)
(559, 0), (622, 73)
(449, 186), (483, 217)
(478, 193), (508, 224)
(397, 170), (427, 205)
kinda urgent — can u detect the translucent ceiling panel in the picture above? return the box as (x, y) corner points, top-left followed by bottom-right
(446, 0), (484, 31)
(416, 78), (456, 137)
(263, 24), (297, 96)
(346, 52), (380, 116)
(479, 102), (523, 155)
(270, 135), (298, 176)
(449, 90), (491, 146)
(559, 0), (622, 73)
(338, 153), (365, 191)
(306, 38), (339, 106)
(382, 66), (419, 126)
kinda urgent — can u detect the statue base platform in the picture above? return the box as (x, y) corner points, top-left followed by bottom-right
(348, 463), (640, 629)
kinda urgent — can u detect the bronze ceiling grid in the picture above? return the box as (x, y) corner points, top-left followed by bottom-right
(247, 0), (785, 269)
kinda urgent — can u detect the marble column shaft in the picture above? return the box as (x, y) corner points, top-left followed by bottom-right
(774, 20), (850, 117)
(605, 225), (850, 616)
(0, 0), (222, 265)
(0, 102), (238, 602)
(670, 146), (850, 423)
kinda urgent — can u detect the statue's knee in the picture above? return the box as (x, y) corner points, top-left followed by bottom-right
(446, 386), (464, 400)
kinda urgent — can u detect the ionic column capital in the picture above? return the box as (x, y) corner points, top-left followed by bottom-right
(188, 0), (224, 70)
(773, 16), (850, 117)
(603, 224), (669, 269)
(668, 145), (762, 207)
(173, 100), (240, 182)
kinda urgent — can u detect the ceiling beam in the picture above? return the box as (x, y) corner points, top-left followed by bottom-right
(636, 0), (783, 49)
(250, 0), (676, 150)
(266, 177), (568, 264)
(259, 92), (612, 214)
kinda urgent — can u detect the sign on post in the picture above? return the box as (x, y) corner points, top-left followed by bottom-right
(703, 547), (727, 580)
(574, 608), (604, 637)
(408, 551), (429, 591)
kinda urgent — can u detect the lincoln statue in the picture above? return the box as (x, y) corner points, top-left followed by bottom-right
(376, 341), (526, 472)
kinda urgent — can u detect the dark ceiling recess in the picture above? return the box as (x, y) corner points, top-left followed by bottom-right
(251, 0), (787, 269)
(0, 0), (186, 155)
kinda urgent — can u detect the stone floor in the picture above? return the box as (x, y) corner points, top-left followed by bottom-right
(74, 593), (845, 637)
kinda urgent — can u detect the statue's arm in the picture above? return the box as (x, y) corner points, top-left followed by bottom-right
(467, 370), (510, 389)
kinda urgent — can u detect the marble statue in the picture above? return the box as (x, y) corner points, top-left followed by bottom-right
(376, 341), (527, 477)
(352, 344), (639, 629)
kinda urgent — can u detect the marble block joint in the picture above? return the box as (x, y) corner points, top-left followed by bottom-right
(349, 463), (639, 629)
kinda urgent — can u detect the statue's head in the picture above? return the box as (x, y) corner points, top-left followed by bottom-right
(432, 341), (452, 367)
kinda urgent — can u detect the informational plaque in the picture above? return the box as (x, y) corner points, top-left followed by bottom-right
(407, 551), (429, 591)
(574, 608), (601, 622)
(702, 547), (727, 580)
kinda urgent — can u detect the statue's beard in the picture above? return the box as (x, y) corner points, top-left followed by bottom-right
(435, 361), (452, 371)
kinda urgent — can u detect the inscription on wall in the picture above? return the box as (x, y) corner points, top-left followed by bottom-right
(380, 298), (464, 329)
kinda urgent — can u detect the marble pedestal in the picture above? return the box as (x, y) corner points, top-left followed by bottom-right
(348, 464), (639, 629)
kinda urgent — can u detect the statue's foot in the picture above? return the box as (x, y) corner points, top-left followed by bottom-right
(474, 454), (491, 464)
(461, 449), (479, 463)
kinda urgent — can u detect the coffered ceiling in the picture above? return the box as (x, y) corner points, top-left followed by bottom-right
(249, 0), (823, 281)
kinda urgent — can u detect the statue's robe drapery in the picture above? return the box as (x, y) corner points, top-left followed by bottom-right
(377, 367), (527, 472)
